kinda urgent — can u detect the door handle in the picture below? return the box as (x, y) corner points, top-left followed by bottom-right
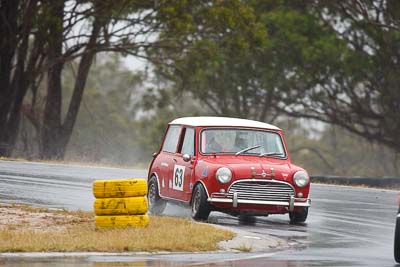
(173, 158), (177, 162)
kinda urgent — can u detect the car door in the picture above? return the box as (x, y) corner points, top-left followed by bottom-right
(157, 125), (182, 197)
(169, 127), (196, 201)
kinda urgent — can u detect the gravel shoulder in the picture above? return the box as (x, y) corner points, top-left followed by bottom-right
(215, 224), (285, 252)
(0, 204), (283, 254)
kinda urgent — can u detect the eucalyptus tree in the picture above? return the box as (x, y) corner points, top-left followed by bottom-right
(282, 0), (400, 152)
(151, 0), (400, 154)
(0, 0), (188, 159)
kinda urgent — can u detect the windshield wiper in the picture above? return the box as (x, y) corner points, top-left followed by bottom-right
(259, 152), (285, 157)
(235, 145), (261, 156)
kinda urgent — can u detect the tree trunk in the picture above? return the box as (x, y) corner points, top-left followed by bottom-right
(39, 3), (103, 159)
(59, 17), (103, 155)
(0, 0), (38, 157)
(39, 0), (64, 159)
(0, 0), (19, 156)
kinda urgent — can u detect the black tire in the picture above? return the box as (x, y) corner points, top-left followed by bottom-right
(289, 207), (308, 224)
(394, 216), (400, 263)
(191, 184), (211, 221)
(148, 176), (166, 215)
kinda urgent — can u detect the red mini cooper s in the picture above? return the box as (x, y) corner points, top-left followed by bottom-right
(147, 117), (311, 223)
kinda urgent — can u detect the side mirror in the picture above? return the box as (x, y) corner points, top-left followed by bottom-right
(182, 154), (191, 162)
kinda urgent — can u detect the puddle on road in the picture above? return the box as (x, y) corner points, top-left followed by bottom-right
(0, 256), (355, 267)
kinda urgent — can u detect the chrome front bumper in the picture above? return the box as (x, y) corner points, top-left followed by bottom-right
(208, 192), (311, 212)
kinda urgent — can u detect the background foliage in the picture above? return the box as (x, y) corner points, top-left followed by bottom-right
(1, 0), (399, 176)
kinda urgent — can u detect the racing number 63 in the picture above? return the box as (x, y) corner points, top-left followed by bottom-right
(175, 169), (183, 187)
(172, 165), (185, 191)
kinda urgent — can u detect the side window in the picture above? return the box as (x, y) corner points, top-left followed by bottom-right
(162, 125), (181, 153)
(181, 128), (195, 156)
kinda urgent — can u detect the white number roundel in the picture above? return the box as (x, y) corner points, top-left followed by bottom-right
(173, 165), (185, 191)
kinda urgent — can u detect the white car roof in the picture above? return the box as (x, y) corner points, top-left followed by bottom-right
(169, 117), (280, 130)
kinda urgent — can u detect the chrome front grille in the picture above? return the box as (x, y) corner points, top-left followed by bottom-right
(227, 180), (295, 202)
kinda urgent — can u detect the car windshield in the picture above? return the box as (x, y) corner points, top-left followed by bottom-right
(200, 128), (286, 157)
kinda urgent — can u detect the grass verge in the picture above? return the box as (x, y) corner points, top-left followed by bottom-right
(0, 156), (149, 169)
(0, 204), (234, 252)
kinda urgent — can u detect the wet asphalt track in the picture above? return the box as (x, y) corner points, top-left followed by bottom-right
(0, 160), (399, 267)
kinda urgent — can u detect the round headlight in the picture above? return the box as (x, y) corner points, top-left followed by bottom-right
(216, 167), (232, 184)
(293, 171), (310, 188)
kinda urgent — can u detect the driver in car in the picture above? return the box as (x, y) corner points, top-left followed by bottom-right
(205, 132), (223, 153)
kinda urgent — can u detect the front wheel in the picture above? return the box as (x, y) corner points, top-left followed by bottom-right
(289, 207), (308, 224)
(148, 176), (166, 215)
(191, 184), (211, 221)
(394, 216), (400, 262)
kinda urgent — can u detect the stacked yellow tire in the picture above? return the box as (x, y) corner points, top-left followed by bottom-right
(93, 179), (149, 228)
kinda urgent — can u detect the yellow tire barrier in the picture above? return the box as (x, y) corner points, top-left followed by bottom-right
(94, 196), (148, 216)
(95, 215), (149, 228)
(93, 179), (147, 198)
(92, 178), (149, 229)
